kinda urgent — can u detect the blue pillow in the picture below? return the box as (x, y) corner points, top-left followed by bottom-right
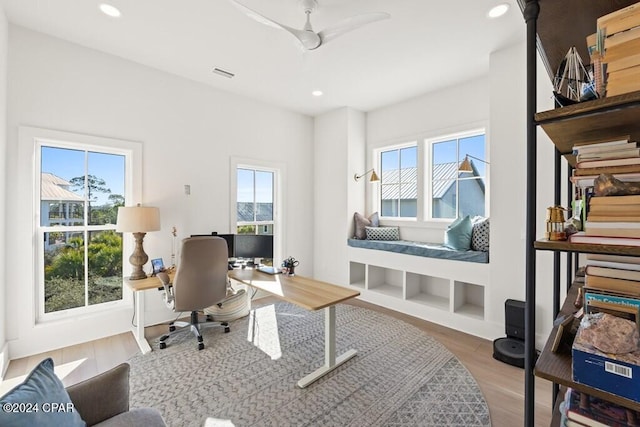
(0, 358), (86, 427)
(444, 216), (473, 250)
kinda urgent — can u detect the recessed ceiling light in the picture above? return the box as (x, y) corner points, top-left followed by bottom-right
(312, 90), (323, 97)
(487, 3), (509, 18)
(99, 3), (121, 18)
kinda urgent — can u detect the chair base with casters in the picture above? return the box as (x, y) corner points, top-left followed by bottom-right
(159, 310), (230, 351)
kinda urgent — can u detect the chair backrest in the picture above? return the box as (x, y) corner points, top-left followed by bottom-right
(172, 236), (229, 311)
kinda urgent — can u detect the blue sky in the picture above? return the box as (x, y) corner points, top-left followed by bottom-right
(41, 146), (125, 205)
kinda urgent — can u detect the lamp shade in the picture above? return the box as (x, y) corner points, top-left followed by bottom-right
(116, 206), (161, 233)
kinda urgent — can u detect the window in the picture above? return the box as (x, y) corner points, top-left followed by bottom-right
(376, 129), (487, 221)
(380, 145), (418, 218)
(37, 143), (131, 318)
(236, 167), (275, 263)
(430, 132), (486, 219)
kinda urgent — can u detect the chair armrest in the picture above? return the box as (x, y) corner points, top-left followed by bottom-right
(66, 363), (130, 426)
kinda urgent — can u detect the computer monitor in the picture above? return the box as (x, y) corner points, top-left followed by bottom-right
(233, 234), (274, 260)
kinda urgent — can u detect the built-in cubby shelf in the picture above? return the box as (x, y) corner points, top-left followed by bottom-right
(348, 256), (487, 322)
(405, 272), (449, 311)
(453, 281), (484, 320)
(349, 262), (366, 288)
(367, 265), (403, 298)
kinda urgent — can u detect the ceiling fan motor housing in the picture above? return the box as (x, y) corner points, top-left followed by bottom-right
(299, 0), (318, 13)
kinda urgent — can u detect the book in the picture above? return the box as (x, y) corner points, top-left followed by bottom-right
(570, 173), (640, 189)
(605, 24), (640, 49)
(587, 215), (640, 222)
(606, 79), (640, 97)
(576, 156), (640, 169)
(569, 231), (640, 246)
(587, 253), (640, 264)
(586, 298), (640, 329)
(577, 147), (640, 162)
(573, 163), (640, 176)
(590, 194), (640, 205)
(572, 136), (630, 154)
(563, 387), (640, 427)
(605, 36), (640, 63)
(584, 226), (640, 240)
(588, 203), (640, 214)
(585, 264), (640, 281)
(607, 64), (640, 83)
(606, 52), (640, 73)
(585, 274), (640, 295)
(598, 1), (640, 35)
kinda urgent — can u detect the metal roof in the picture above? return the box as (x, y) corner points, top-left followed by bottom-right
(41, 173), (84, 202)
(381, 162), (482, 200)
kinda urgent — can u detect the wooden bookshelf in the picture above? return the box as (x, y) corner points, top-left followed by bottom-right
(534, 90), (640, 157)
(535, 283), (640, 413)
(535, 239), (640, 256)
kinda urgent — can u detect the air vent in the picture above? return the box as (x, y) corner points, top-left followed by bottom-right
(212, 68), (235, 79)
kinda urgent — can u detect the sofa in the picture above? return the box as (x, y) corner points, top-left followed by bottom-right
(0, 358), (165, 426)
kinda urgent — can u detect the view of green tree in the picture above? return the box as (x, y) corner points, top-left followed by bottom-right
(44, 230), (123, 313)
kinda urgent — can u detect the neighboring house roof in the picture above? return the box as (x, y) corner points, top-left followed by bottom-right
(41, 173), (83, 202)
(237, 202), (273, 222)
(381, 162), (484, 200)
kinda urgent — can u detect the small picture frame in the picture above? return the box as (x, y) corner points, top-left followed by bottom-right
(551, 314), (577, 353)
(151, 258), (165, 275)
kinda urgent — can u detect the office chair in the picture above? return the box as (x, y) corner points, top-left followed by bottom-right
(157, 236), (231, 351)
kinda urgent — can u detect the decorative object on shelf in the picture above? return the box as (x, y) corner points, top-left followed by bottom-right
(546, 206), (568, 241)
(282, 256), (300, 276)
(594, 173), (640, 196)
(116, 204), (161, 280)
(151, 258), (165, 275)
(553, 46), (597, 106)
(458, 154), (489, 172)
(353, 168), (380, 182)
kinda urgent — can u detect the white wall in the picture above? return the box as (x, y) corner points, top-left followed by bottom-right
(0, 6), (8, 375)
(313, 107), (366, 285)
(6, 26), (313, 358)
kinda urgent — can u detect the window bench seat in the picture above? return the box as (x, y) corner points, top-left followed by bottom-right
(347, 239), (489, 264)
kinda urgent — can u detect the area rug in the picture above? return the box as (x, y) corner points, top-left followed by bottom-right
(128, 302), (491, 427)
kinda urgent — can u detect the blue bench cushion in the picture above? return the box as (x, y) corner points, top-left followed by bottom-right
(348, 239), (489, 263)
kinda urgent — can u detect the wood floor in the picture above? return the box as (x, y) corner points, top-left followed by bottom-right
(1, 297), (553, 426)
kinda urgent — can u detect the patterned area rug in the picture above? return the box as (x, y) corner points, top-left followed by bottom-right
(128, 302), (491, 427)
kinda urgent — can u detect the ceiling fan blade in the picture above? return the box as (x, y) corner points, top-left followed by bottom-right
(226, 0), (287, 31)
(226, 0), (320, 50)
(318, 12), (390, 45)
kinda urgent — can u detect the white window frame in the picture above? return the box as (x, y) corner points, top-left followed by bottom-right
(21, 126), (141, 323)
(425, 128), (488, 221)
(229, 157), (284, 263)
(375, 141), (419, 221)
(373, 127), (488, 225)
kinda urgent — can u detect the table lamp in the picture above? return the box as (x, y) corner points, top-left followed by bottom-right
(116, 204), (161, 280)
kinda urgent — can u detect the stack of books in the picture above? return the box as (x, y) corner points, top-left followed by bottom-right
(572, 136), (640, 177)
(584, 195), (640, 239)
(597, 2), (640, 96)
(578, 252), (640, 334)
(560, 388), (640, 426)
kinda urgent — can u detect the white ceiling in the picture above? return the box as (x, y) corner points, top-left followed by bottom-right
(0, 0), (525, 116)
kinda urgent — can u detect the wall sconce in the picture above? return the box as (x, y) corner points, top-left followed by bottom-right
(458, 154), (490, 173)
(116, 204), (161, 280)
(354, 168), (380, 182)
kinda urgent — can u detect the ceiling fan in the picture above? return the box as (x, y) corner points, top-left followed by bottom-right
(227, 0), (390, 51)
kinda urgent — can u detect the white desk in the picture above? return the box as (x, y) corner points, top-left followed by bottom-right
(229, 269), (360, 388)
(123, 271), (174, 354)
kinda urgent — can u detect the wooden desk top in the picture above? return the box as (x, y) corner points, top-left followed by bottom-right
(124, 270), (175, 292)
(228, 269), (360, 311)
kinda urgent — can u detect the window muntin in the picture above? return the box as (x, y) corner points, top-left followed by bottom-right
(380, 145), (418, 218)
(39, 145), (127, 316)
